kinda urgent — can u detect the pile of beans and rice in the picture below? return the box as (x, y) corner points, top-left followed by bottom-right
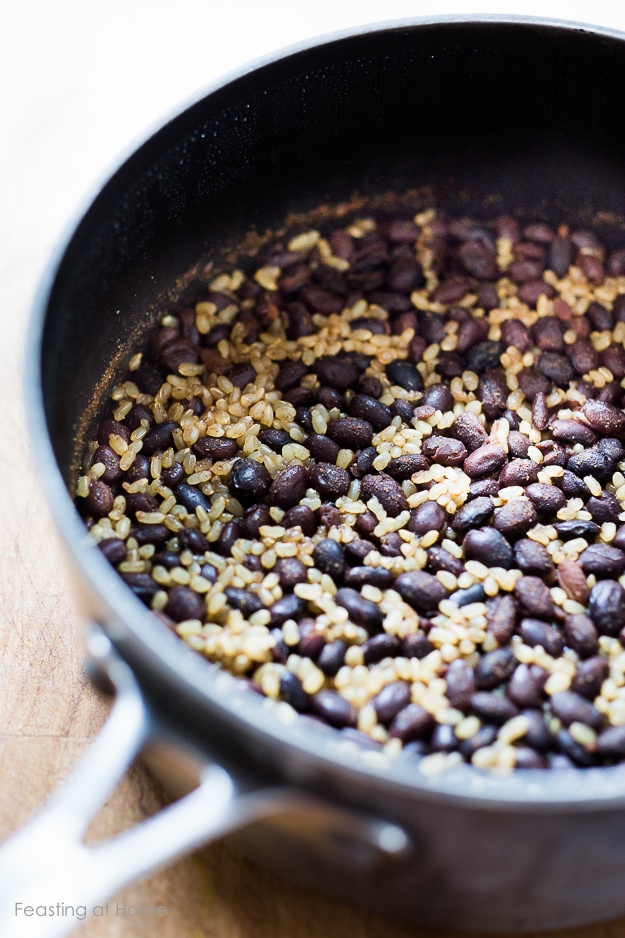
(77, 208), (625, 773)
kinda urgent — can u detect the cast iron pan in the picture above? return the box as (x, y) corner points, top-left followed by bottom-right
(4, 15), (625, 937)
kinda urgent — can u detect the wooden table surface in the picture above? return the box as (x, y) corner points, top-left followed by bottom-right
(4, 3), (625, 936)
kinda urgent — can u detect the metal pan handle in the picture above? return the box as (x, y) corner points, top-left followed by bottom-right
(0, 627), (410, 938)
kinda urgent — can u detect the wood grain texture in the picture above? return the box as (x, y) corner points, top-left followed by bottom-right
(3, 2), (625, 936)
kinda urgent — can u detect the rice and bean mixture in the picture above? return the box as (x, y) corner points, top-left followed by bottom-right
(77, 209), (625, 773)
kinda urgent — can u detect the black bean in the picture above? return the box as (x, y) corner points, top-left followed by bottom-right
(478, 369), (509, 420)
(335, 587), (384, 631)
(269, 464), (310, 510)
(386, 454), (430, 480)
(311, 691), (357, 728)
(200, 562), (218, 582)
(514, 748), (549, 769)
(373, 682), (412, 725)
(98, 537), (127, 565)
(298, 621), (325, 659)
(165, 585), (205, 622)
(179, 528), (210, 555)
(571, 656), (608, 700)
(319, 503), (341, 528)
(475, 647), (516, 690)
(274, 558), (308, 591)
(463, 443), (507, 479)
(351, 447), (377, 479)
(160, 461), (184, 488)
(121, 572), (160, 604)
(125, 454), (150, 483)
(470, 693), (519, 724)
(554, 471), (591, 501)
(282, 505), (317, 537)
(224, 587), (264, 616)
(348, 395), (392, 432)
(507, 664), (548, 708)
(309, 463), (350, 500)
(445, 658), (476, 708)
(402, 632), (435, 659)
(579, 544), (625, 578)
(422, 384), (454, 411)
(362, 634), (401, 665)
(554, 520), (601, 542)
(307, 433), (341, 463)
(141, 420), (178, 456)
(595, 725), (625, 759)
(427, 546), (465, 579)
(422, 436), (468, 467)
(408, 501), (447, 537)
(358, 376), (384, 398)
(586, 491), (622, 524)
(514, 538), (554, 578)
(469, 479), (501, 499)
(449, 584), (487, 606)
(555, 729), (595, 767)
(93, 445), (121, 483)
(344, 566), (393, 589)
(275, 360), (308, 392)
(581, 399), (625, 437)
(313, 356), (359, 391)
(391, 398), (416, 422)
(588, 580), (625, 636)
(465, 340), (505, 374)
(258, 429), (292, 453)
(131, 523), (169, 546)
(557, 561), (589, 605)
(268, 594), (306, 627)
(522, 709), (553, 752)
(240, 504), (271, 539)
(563, 614), (598, 659)
(492, 499), (537, 541)
(359, 473), (409, 517)
(317, 641), (348, 677)
(450, 412), (488, 452)
(125, 491), (160, 516)
(388, 704), (433, 742)
(311, 539), (344, 584)
(228, 459), (272, 506)
(394, 570), (448, 613)
(458, 724), (499, 759)
(567, 447), (613, 483)
(550, 419), (596, 447)
(486, 594), (517, 644)
(227, 362), (255, 389)
(386, 360), (423, 391)
(507, 431), (530, 459)
(327, 417), (373, 450)
(550, 691), (603, 731)
(514, 576), (554, 620)
(280, 672), (309, 712)
(345, 539), (377, 563)
(525, 483), (567, 515)
(430, 724), (459, 753)
(173, 482), (211, 515)
(537, 351), (574, 386)
(84, 480), (114, 518)
(97, 418), (130, 447)
(498, 459), (540, 487)
(216, 521), (241, 557)
(463, 527), (514, 568)
(550, 237), (575, 276)
(519, 619), (564, 656)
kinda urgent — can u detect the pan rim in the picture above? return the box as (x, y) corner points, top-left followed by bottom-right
(25, 11), (625, 811)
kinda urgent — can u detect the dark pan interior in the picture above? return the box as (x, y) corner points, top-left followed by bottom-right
(40, 19), (625, 482)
